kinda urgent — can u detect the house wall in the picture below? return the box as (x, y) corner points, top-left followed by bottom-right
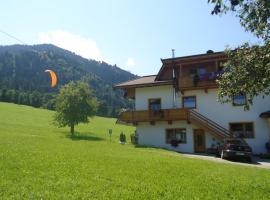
(134, 86), (270, 154)
(182, 89), (270, 154)
(135, 85), (180, 110)
(137, 121), (216, 153)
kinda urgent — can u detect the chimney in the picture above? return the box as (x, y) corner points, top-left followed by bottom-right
(207, 50), (214, 54)
(172, 49), (175, 58)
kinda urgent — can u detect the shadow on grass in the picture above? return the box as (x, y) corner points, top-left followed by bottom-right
(134, 144), (176, 152)
(65, 132), (104, 141)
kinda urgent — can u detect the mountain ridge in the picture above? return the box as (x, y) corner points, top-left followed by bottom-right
(0, 44), (137, 117)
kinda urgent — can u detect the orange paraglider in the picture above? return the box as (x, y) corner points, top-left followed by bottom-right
(45, 70), (57, 87)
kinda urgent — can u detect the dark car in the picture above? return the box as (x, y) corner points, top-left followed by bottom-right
(217, 138), (253, 162)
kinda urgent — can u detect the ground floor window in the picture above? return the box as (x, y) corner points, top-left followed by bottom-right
(165, 128), (187, 144)
(229, 122), (254, 138)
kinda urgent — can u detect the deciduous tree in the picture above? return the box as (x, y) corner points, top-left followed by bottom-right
(209, 0), (270, 108)
(54, 81), (98, 135)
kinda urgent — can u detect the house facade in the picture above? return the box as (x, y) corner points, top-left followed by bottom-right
(115, 51), (270, 154)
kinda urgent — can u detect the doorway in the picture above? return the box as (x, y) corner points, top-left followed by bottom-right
(193, 129), (206, 153)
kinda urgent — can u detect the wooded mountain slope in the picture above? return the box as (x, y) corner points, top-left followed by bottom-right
(0, 44), (137, 117)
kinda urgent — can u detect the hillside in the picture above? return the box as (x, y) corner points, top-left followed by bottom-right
(0, 44), (137, 116)
(1, 102), (270, 199)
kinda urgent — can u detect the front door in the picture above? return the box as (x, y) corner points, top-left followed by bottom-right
(193, 129), (206, 153)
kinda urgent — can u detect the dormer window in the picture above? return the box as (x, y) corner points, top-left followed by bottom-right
(148, 98), (161, 111)
(233, 94), (246, 106)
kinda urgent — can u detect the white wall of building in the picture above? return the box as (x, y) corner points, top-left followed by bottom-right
(137, 121), (216, 153)
(135, 85), (180, 110)
(182, 89), (270, 154)
(134, 86), (270, 154)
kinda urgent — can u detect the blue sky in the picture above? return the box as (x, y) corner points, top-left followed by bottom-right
(0, 0), (259, 75)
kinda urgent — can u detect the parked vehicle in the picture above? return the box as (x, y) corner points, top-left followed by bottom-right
(217, 138), (253, 162)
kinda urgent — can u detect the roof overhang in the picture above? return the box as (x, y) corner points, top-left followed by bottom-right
(114, 75), (173, 89)
(155, 51), (227, 81)
(114, 80), (173, 89)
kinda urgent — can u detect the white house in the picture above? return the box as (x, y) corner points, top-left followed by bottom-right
(115, 51), (270, 154)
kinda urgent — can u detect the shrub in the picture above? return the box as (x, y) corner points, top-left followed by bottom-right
(120, 132), (126, 143)
(130, 133), (138, 144)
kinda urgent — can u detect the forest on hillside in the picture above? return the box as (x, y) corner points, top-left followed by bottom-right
(0, 44), (137, 117)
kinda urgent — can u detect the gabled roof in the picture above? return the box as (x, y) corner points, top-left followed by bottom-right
(161, 51), (225, 63)
(114, 75), (172, 89)
(114, 51), (227, 89)
(155, 51), (227, 81)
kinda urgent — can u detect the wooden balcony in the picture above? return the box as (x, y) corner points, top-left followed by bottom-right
(118, 108), (188, 124)
(177, 60), (223, 91)
(179, 75), (217, 90)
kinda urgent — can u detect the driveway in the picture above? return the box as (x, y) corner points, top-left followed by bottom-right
(182, 153), (270, 169)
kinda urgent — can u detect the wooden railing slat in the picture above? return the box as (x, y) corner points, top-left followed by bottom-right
(189, 109), (232, 138)
(119, 108), (188, 122)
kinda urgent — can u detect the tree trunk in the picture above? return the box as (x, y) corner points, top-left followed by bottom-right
(70, 124), (74, 136)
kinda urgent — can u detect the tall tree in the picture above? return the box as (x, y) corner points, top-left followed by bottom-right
(209, 0), (270, 109)
(54, 81), (98, 135)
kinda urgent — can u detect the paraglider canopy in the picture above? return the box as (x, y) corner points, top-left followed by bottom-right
(45, 70), (57, 88)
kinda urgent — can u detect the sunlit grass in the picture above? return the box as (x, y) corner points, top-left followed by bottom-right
(0, 102), (269, 199)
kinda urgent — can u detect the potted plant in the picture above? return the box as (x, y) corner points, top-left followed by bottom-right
(170, 138), (178, 147)
(193, 74), (200, 86)
(119, 132), (126, 144)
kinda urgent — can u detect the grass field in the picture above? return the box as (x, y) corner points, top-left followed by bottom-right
(0, 102), (270, 199)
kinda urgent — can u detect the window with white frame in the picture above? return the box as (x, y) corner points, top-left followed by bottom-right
(230, 122), (254, 138)
(165, 129), (187, 144)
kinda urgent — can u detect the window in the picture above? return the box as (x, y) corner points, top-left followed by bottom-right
(197, 67), (207, 76)
(189, 68), (208, 76)
(165, 129), (187, 144)
(189, 68), (197, 75)
(182, 96), (196, 109)
(233, 94), (246, 106)
(148, 98), (161, 111)
(230, 122), (254, 138)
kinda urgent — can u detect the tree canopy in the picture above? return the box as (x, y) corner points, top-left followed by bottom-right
(54, 81), (98, 135)
(209, 0), (270, 109)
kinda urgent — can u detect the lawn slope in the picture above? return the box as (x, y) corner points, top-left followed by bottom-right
(0, 102), (270, 199)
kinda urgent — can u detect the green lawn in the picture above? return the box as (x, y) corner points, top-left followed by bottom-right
(0, 102), (270, 199)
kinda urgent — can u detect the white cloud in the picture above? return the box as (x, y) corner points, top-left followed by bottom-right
(38, 30), (102, 61)
(126, 57), (135, 67)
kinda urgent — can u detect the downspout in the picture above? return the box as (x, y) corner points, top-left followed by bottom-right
(268, 119), (270, 145)
(172, 49), (176, 108)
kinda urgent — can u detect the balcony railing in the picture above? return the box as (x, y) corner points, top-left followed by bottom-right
(118, 108), (188, 123)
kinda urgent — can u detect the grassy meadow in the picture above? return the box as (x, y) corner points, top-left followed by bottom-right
(0, 102), (270, 199)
